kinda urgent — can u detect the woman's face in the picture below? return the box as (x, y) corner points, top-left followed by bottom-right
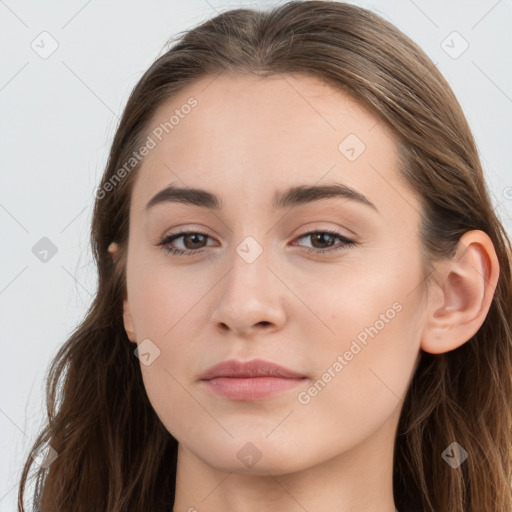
(122, 73), (427, 473)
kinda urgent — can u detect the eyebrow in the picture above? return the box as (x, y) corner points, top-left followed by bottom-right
(145, 182), (378, 213)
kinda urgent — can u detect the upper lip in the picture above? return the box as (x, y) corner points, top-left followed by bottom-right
(199, 358), (306, 380)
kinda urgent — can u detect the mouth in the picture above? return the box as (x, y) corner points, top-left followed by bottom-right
(199, 358), (308, 400)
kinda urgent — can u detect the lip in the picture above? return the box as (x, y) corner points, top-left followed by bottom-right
(200, 358), (306, 380)
(199, 359), (307, 400)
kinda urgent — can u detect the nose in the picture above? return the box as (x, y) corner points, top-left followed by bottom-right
(210, 245), (287, 338)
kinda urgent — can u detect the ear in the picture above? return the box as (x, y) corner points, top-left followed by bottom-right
(108, 241), (137, 343)
(122, 300), (137, 343)
(420, 230), (500, 354)
(108, 241), (119, 264)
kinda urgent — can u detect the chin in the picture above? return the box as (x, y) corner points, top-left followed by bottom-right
(188, 433), (316, 475)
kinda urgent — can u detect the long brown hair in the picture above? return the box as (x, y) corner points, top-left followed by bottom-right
(18, 2), (512, 511)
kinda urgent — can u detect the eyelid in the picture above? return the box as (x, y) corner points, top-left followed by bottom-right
(160, 224), (215, 240)
(292, 222), (357, 241)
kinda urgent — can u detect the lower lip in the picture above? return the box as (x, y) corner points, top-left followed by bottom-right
(201, 376), (306, 400)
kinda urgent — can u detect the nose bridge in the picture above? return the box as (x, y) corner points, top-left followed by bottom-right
(211, 232), (286, 334)
(223, 203), (274, 282)
(225, 233), (273, 299)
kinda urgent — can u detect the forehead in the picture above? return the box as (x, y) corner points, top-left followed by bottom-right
(130, 72), (414, 219)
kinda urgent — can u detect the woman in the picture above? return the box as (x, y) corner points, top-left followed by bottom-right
(18, 1), (512, 511)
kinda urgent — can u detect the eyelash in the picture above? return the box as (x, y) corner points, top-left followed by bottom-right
(157, 229), (356, 256)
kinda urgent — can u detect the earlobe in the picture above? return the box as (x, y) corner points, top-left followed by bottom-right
(420, 230), (500, 355)
(123, 300), (137, 343)
(108, 242), (136, 342)
(108, 242), (119, 263)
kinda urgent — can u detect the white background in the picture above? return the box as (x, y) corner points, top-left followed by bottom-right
(1, 0), (511, 510)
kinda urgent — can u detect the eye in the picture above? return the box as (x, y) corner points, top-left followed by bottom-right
(157, 229), (356, 256)
(157, 230), (213, 256)
(292, 229), (356, 255)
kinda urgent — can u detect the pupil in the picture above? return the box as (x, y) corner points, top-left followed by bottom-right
(187, 234), (205, 249)
(314, 233), (332, 248)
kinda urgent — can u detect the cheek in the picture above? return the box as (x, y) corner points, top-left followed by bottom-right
(306, 259), (413, 350)
(139, 362), (206, 442)
(291, 300), (420, 456)
(296, 253), (423, 412)
(126, 251), (210, 341)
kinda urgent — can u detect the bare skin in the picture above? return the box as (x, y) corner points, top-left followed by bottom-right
(109, 73), (499, 512)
